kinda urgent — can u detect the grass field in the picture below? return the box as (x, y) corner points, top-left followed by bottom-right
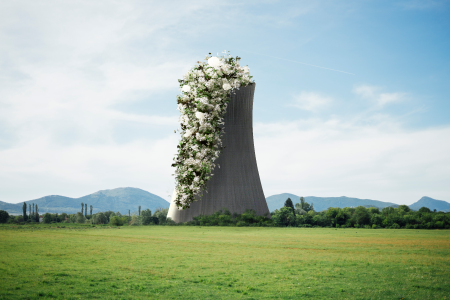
(1, 225), (449, 299)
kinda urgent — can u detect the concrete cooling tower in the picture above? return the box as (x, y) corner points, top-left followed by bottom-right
(167, 83), (270, 223)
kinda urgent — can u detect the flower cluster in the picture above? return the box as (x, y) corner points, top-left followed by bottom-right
(172, 52), (254, 209)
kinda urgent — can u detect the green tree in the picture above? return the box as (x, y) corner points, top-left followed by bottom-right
(110, 216), (124, 226)
(85, 203), (87, 217)
(284, 198), (296, 216)
(418, 207), (431, 213)
(81, 202), (84, 215)
(353, 206), (370, 226)
(398, 205), (411, 213)
(141, 209), (152, 225)
(272, 207), (295, 227)
(93, 212), (107, 224)
(90, 205), (93, 217)
(22, 202), (28, 221)
(43, 213), (52, 224)
(139, 206), (141, 216)
(326, 207), (340, 226)
(76, 212), (85, 223)
(0, 210), (9, 223)
(295, 197), (313, 212)
(35, 205), (39, 222)
(153, 208), (168, 225)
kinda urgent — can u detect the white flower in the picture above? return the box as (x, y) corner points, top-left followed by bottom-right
(182, 85), (191, 92)
(208, 57), (222, 69)
(184, 129), (194, 138)
(243, 66), (250, 73)
(195, 111), (206, 121)
(223, 83), (232, 91)
(205, 80), (215, 89)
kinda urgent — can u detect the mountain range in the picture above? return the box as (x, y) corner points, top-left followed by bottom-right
(266, 193), (450, 212)
(0, 187), (170, 215)
(1, 188), (449, 215)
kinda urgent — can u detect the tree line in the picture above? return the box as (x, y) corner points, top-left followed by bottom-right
(0, 204), (173, 226)
(271, 197), (450, 229)
(1, 197), (449, 229)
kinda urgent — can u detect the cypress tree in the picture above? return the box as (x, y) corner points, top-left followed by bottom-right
(128, 210), (130, 219)
(300, 197), (305, 210)
(81, 202), (84, 215)
(35, 205), (39, 222)
(139, 206), (141, 216)
(85, 203), (87, 217)
(29, 204), (31, 217)
(22, 202), (27, 221)
(284, 198), (296, 216)
(32, 203), (35, 216)
(90, 205), (93, 217)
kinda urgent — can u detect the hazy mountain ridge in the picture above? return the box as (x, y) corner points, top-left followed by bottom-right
(2, 189), (449, 215)
(266, 193), (450, 212)
(0, 187), (170, 215)
(409, 196), (450, 212)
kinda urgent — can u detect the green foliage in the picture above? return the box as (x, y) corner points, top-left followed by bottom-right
(3, 198), (447, 230)
(92, 212), (107, 224)
(419, 206), (431, 213)
(352, 206), (370, 226)
(187, 209), (272, 227)
(76, 212), (85, 224)
(284, 198), (296, 216)
(295, 196), (313, 212)
(272, 207), (295, 227)
(140, 209), (152, 225)
(43, 213), (52, 224)
(109, 216), (124, 226)
(22, 202), (27, 221)
(0, 210), (10, 223)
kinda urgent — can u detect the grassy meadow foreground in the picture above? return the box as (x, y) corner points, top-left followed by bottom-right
(1, 225), (449, 299)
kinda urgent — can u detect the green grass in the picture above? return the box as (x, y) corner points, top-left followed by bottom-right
(1, 225), (449, 299)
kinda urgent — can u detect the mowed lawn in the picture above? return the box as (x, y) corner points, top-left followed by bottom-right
(0, 226), (449, 299)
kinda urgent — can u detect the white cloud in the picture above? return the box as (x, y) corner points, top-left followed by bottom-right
(0, 1), (218, 201)
(254, 118), (450, 205)
(292, 91), (332, 111)
(0, 135), (179, 202)
(353, 85), (404, 107)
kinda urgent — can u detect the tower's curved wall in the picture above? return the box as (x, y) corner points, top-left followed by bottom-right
(167, 83), (270, 223)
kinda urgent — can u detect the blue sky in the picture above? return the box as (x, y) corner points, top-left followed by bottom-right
(1, 0), (449, 205)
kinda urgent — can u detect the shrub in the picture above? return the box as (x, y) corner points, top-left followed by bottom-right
(109, 216), (124, 226)
(435, 221), (444, 229)
(0, 210), (9, 223)
(391, 223), (400, 229)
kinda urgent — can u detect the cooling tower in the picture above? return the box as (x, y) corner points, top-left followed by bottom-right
(167, 83), (270, 223)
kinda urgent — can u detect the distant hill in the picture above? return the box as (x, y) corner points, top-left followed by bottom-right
(409, 196), (450, 212)
(0, 187), (170, 215)
(266, 193), (399, 212)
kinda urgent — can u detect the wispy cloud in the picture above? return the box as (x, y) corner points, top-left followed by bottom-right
(254, 118), (450, 204)
(292, 91), (332, 111)
(353, 85), (405, 107)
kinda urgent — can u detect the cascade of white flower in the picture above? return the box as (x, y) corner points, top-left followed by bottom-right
(172, 52), (254, 209)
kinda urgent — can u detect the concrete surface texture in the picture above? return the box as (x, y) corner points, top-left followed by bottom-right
(167, 83), (270, 223)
